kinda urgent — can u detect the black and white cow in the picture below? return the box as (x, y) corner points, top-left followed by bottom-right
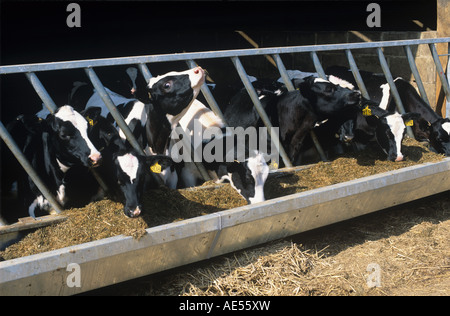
(147, 68), (270, 205)
(69, 106), (174, 218)
(16, 105), (102, 218)
(326, 66), (450, 155)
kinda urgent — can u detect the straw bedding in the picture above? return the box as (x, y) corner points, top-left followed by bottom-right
(0, 138), (445, 262)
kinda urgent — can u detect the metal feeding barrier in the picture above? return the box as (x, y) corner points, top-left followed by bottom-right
(0, 37), (450, 295)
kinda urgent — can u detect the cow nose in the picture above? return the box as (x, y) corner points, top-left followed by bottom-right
(395, 155), (404, 162)
(89, 152), (102, 165)
(194, 67), (202, 74)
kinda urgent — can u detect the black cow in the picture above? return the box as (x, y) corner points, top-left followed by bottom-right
(326, 66), (450, 155)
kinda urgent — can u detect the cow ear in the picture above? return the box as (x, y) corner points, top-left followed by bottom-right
(46, 113), (59, 131)
(401, 112), (421, 127)
(81, 106), (102, 127)
(146, 155), (173, 173)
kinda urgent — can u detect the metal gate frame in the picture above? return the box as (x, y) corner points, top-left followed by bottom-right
(1, 37), (450, 221)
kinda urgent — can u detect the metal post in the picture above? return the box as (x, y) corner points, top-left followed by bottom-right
(310, 52), (327, 79)
(25, 72), (58, 114)
(85, 67), (144, 155)
(273, 53), (328, 162)
(429, 43), (450, 101)
(345, 49), (370, 100)
(0, 121), (63, 215)
(404, 45), (430, 105)
(137, 63), (153, 83)
(186, 60), (227, 125)
(230, 56), (293, 168)
(376, 48), (415, 139)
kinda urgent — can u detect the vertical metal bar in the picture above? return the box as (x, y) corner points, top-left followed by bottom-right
(230, 56), (293, 168)
(85, 67), (144, 155)
(376, 48), (415, 139)
(345, 49), (370, 100)
(404, 45), (430, 105)
(0, 121), (63, 214)
(429, 43), (450, 101)
(273, 54), (295, 91)
(137, 63), (153, 83)
(25, 72), (58, 114)
(186, 60), (227, 125)
(273, 53), (328, 162)
(310, 52), (327, 79)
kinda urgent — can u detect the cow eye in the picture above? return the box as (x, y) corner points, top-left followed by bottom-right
(163, 81), (172, 91)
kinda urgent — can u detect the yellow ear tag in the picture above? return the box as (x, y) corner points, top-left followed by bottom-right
(150, 162), (162, 173)
(86, 116), (96, 126)
(269, 161), (279, 170)
(362, 106), (372, 117)
(405, 120), (414, 127)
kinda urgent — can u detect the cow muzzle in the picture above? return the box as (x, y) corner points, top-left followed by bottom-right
(124, 206), (141, 218)
(89, 152), (102, 167)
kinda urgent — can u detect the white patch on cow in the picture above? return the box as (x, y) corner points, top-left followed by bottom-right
(55, 105), (101, 158)
(246, 153), (269, 204)
(117, 153), (139, 183)
(314, 78), (330, 84)
(277, 70), (318, 83)
(119, 101), (148, 140)
(379, 83), (391, 110)
(442, 122), (450, 135)
(148, 68), (205, 94)
(86, 88), (135, 117)
(386, 113), (406, 160)
(126, 67), (138, 90)
(28, 195), (50, 218)
(56, 159), (70, 173)
(328, 75), (355, 90)
(57, 184), (66, 205)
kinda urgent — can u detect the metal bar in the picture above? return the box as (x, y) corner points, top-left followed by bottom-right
(273, 54), (295, 91)
(273, 53), (328, 162)
(429, 43), (450, 101)
(185, 60), (227, 124)
(0, 121), (63, 215)
(345, 49), (370, 100)
(24, 72), (58, 114)
(84, 67), (144, 155)
(310, 52), (327, 79)
(137, 63), (153, 83)
(376, 48), (415, 139)
(404, 45), (430, 105)
(230, 56), (293, 168)
(2, 38), (449, 75)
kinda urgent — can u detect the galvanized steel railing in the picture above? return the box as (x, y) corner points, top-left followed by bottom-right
(1, 37), (449, 219)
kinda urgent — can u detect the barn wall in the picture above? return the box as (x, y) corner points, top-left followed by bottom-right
(240, 30), (441, 111)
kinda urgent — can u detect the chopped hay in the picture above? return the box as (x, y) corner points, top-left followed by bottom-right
(0, 137), (445, 261)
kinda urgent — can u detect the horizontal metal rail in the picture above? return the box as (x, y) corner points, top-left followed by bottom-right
(2, 38), (450, 74)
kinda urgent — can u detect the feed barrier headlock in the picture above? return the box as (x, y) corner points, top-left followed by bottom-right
(1, 37), (450, 223)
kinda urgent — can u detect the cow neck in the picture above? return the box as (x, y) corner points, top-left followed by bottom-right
(166, 99), (196, 129)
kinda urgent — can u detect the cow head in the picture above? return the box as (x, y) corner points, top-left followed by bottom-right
(147, 67), (205, 118)
(47, 105), (102, 168)
(428, 118), (450, 155)
(114, 151), (173, 218)
(296, 76), (361, 118)
(362, 104), (421, 162)
(218, 152), (270, 205)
